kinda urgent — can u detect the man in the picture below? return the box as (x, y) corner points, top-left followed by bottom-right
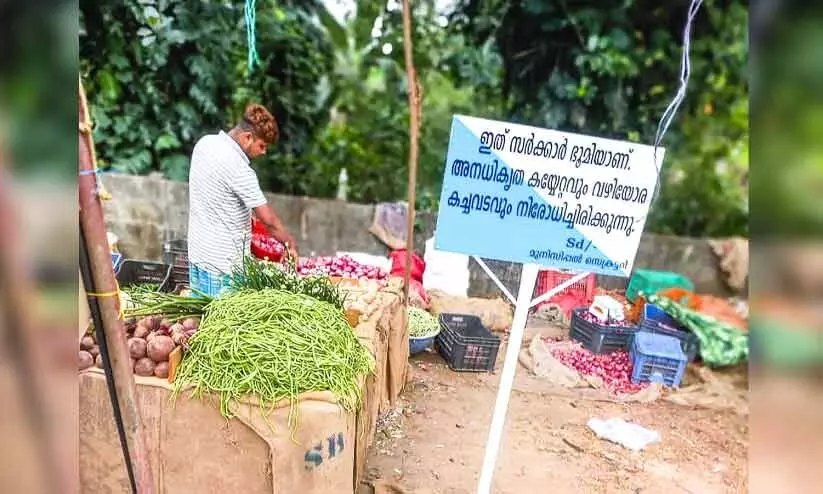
(187, 103), (297, 296)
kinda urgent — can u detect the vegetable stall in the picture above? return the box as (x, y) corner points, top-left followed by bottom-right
(78, 254), (409, 494)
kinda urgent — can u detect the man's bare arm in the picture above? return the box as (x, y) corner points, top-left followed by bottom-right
(253, 205), (297, 254)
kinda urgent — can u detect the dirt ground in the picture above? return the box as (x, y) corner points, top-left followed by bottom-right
(362, 322), (749, 494)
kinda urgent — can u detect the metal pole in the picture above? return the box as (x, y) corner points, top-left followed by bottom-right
(78, 76), (155, 493)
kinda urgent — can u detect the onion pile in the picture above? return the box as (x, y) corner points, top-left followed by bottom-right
(297, 256), (388, 282)
(549, 343), (647, 394)
(78, 315), (199, 378)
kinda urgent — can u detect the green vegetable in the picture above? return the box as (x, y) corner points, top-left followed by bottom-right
(644, 292), (748, 367)
(408, 307), (440, 338)
(171, 289), (374, 432)
(231, 254), (345, 308)
(122, 283), (161, 297)
(124, 290), (212, 321)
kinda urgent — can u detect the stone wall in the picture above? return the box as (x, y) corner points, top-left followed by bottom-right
(102, 174), (737, 297)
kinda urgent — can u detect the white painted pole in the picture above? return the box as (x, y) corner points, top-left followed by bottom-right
(477, 263), (540, 494)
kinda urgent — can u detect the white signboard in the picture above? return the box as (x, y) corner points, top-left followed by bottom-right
(435, 115), (665, 277)
(432, 115), (665, 494)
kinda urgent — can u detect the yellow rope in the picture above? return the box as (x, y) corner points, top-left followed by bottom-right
(84, 279), (125, 320)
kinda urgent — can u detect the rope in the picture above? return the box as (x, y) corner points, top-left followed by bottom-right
(645, 0), (704, 214)
(245, 0), (260, 73)
(85, 280), (126, 321)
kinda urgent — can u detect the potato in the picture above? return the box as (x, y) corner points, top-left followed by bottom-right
(170, 323), (186, 345)
(128, 338), (147, 359)
(182, 318), (199, 331)
(141, 315), (161, 332)
(95, 354), (104, 368)
(147, 335), (175, 362)
(124, 318), (138, 334)
(79, 351), (94, 371)
(133, 358), (155, 377)
(80, 335), (95, 351)
(133, 322), (150, 339)
(89, 345), (100, 358)
(154, 362), (170, 379)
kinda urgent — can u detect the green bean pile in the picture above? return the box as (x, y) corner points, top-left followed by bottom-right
(408, 307), (441, 338)
(171, 289), (374, 431)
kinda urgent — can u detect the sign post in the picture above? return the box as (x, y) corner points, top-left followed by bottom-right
(476, 262), (538, 494)
(432, 115), (665, 493)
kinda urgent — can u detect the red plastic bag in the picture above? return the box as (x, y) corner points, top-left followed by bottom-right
(389, 249), (425, 282)
(388, 249), (428, 308)
(251, 217), (267, 235)
(250, 233), (285, 262)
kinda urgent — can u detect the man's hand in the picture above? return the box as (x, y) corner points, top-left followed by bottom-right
(285, 242), (299, 261)
(280, 233), (299, 260)
(253, 204), (299, 259)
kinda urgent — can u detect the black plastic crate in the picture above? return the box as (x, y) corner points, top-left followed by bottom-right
(163, 239), (189, 285)
(116, 260), (173, 292)
(436, 313), (501, 372)
(570, 308), (639, 354)
(638, 304), (700, 362)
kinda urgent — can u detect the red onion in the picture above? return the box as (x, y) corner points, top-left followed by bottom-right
(548, 340), (646, 395)
(296, 255), (388, 283)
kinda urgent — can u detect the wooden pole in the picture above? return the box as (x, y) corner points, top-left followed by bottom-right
(78, 77), (156, 493)
(401, 0), (422, 305)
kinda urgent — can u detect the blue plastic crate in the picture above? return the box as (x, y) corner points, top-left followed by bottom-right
(630, 331), (687, 387)
(639, 304), (700, 362)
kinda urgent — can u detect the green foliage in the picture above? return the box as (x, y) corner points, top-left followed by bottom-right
(80, 0), (333, 183)
(233, 4), (336, 194)
(451, 0), (749, 237)
(78, 0), (749, 238)
(750, 12), (823, 236)
(2, 3), (77, 181)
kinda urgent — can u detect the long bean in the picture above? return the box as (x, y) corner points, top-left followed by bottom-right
(170, 289), (374, 433)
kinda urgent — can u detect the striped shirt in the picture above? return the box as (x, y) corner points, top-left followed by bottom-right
(187, 131), (267, 274)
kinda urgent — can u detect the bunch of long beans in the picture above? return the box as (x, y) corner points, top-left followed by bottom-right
(171, 289), (373, 431)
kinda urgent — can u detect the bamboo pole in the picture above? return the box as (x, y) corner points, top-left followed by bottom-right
(78, 77), (155, 493)
(401, 0), (422, 305)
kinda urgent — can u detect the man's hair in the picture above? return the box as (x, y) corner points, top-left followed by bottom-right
(236, 103), (279, 144)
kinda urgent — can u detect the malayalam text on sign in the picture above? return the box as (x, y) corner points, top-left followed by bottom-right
(434, 115), (665, 277)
